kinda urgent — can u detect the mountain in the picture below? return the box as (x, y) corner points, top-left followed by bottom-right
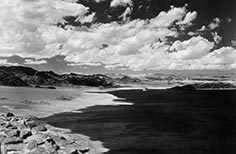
(106, 73), (141, 84)
(0, 66), (235, 89)
(170, 82), (236, 90)
(0, 66), (114, 88)
(0, 70), (30, 87)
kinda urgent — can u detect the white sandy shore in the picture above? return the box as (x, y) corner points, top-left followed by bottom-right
(0, 86), (133, 154)
(0, 86), (132, 118)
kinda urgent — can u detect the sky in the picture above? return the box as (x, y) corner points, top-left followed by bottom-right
(0, 0), (236, 74)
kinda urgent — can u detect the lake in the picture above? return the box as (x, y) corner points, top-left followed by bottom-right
(42, 89), (236, 154)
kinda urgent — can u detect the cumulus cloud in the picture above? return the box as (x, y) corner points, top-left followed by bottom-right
(0, 2), (235, 71)
(177, 11), (197, 25)
(24, 59), (47, 65)
(110, 0), (133, 7)
(119, 6), (132, 21)
(149, 6), (187, 27)
(79, 12), (96, 24)
(170, 36), (214, 60)
(0, 0), (89, 58)
(212, 32), (222, 44)
(94, 0), (105, 3)
(208, 17), (221, 30)
(68, 62), (102, 67)
(194, 47), (236, 70)
(0, 59), (19, 66)
(197, 25), (207, 32)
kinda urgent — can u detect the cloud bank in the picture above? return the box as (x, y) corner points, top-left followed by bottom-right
(0, 0), (235, 71)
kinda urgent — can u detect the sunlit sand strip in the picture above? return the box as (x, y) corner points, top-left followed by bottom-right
(0, 87), (132, 118)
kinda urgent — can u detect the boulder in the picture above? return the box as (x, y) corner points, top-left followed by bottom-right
(5, 143), (25, 153)
(27, 140), (38, 151)
(5, 129), (20, 137)
(28, 147), (49, 154)
(3, 137), (23, 144)
(70, 149), (80, 154)
(20, 130), (32, 139)
(6, 112), (14, 117)
(32, 125), (47, 132)
(0, 114), (98, 154)
(79, 147), (90, 153)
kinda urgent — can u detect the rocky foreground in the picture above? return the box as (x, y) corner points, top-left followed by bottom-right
(0, 113), (107, 154)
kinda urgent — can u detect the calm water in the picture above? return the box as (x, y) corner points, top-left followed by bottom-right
(42, 89), (236, 154)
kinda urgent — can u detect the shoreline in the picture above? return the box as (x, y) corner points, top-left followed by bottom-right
(0, 86), (133, 118)
(0, 86), (135, 154)
(45, 123), (110, 154)
(43, 88), (236, 154)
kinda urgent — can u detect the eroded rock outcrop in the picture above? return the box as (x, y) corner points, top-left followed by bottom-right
(0, 113), (104, 154)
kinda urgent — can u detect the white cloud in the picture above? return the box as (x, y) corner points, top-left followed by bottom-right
(149, 6), (187, 27)
(177, 11), (197, 25)
(197, 25), (207, 32)
(0, 59), (19, 66)
(208, 17), (221, 30)
(94, 0), (105, 3)
(110, 0), (132, 7)
(212, 32), (222, 44)
(68, 62), (102, 67)
(119, 6), (132, 21)
(170, 36), (214, 60)
(226, 17), (232, 23)
(78, 12), (96, 24)
(194, 47), (236, 70)
(0, 0), (89, 58)
(0, 2), (235, 71)
(24, 59), (47, 65)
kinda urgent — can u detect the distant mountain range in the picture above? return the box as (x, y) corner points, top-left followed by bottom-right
(170, 83), (236, 90)
(0, 66), (114, 88)
(0, 66), (235, 89)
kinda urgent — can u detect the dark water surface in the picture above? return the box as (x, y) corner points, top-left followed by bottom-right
(42, 89), (236, 154)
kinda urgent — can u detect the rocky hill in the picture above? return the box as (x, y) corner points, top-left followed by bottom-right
(170, 82), (236, 90)
(0, 113), (105, 154)
(0, 66), (114, 88)
(0, 70), (30, 87)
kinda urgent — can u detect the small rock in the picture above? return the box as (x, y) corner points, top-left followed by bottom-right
(27, 140), (38, 151)
(29, 147), (49, 154)
(44, 139), (60, 153)
(32, 125), (47, 132)
(79, 147), (90, 153)
(24, 116), (40, 128)
(70, 149), (80, 154)
(5, 122), (13, 128)
(33, 134), (49, 145)
(20, 130), (32, 139)
(26, 121), (38, 128)
(6, 112), (14, 117)
(0, 134), (6, 142)
(5, 129), (20, 137)
(4, 137), (23, 144)
(51, 136), (69, 147)
(5, 143), (25, 153)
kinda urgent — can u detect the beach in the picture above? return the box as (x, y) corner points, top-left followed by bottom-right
(0, 86), (132, 153)
(0, 86), (132, 118)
